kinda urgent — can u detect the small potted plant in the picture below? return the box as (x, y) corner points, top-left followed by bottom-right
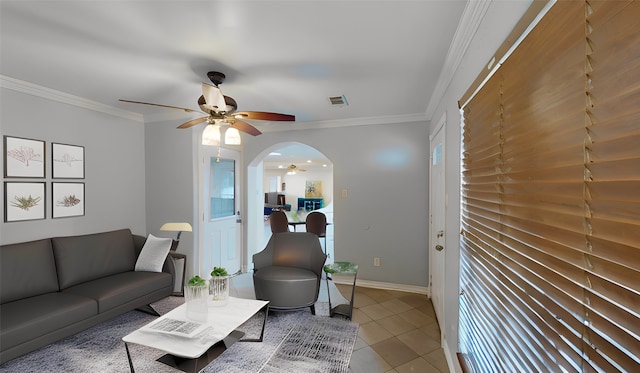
(185, 275), (208, 321)
(209, 267), (229, 306)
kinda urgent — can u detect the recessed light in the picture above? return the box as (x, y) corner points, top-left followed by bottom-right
(306, 160), (312, 163)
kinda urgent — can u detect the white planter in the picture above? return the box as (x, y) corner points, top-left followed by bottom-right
(184, 285), (208, 322)
(209, 276), (229, 306)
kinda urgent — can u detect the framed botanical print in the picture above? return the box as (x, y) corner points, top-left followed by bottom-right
(52, 182), (85, 218)
(52, 143), (85, 179)
(4, 182), (46, 222)
(4, 136), (45, 178)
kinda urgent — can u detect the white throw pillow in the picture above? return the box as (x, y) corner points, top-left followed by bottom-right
(135, 234), (173, 272)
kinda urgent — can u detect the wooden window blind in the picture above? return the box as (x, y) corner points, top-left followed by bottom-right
(459, 1), (640, 372)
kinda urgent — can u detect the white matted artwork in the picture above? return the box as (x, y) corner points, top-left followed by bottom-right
(52, 143), (85, 179)
(4, 182), (46, 222)
(52, 182), (85, 218)
(3, 136), (45, 178)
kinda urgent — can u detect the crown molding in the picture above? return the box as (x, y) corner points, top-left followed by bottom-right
(425, 0), (492, 119)
(258, 112), (429, 133)
(0, 75), (144, 123)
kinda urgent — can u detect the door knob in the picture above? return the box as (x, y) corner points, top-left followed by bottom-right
(435, 245), (444, 251)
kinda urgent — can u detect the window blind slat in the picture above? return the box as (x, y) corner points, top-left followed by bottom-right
(461, 237), (586, 371)
(463, 225), (639, 371)
(461, 241), (573, 370)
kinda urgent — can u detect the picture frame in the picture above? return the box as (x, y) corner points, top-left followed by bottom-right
(52, 182), (85, 218)
(4, 136), (46, 178)
(4, 182), (46, 222)
(52, 143), (85, 179)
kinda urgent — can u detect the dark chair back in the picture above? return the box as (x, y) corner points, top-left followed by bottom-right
(305, 211), (326, 237)
(269, 210), (289, 233)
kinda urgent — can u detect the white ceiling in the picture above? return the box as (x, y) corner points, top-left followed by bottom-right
(1, 0), (470, 166)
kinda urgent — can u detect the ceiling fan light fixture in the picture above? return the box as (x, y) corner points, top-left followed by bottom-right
(225, 127), (242, 145)
(202, 124), (221, 146)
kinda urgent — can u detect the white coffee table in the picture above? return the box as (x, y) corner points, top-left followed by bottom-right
(123, 297), (269, 372)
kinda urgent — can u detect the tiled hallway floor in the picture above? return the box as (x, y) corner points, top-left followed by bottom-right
(335, 285), (448, 373)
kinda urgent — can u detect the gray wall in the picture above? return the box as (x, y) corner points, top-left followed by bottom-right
(0, 89), (146, 244)
(243, 121), (430, 287)
(141, 120), (430, 287)
(144, 119), (197, 267)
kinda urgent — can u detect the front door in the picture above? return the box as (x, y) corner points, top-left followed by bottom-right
(199, 146), (242, 277)
(429, 116), (446, 340)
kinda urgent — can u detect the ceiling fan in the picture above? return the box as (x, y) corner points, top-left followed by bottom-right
(119, 71), (295, 136)
(286, 164), (306, 175)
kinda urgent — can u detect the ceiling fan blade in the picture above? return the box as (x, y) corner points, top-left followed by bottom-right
(231, 119), (262, 136)
(233, 111), (295, 121)
(119, 99), (199, 113)
(177, 117), (208, 129)
(202, 83), (227, 111)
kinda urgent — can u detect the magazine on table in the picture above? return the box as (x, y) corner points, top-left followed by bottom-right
(144, 317), (211, 338)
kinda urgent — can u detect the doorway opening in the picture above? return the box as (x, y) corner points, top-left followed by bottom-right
(246, 142), (334, 271)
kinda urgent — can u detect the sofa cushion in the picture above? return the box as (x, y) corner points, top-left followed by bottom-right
(0, 292), (96, 350)
(253, 266), (319, 309)
(0, 239), (59, 304)
(62, 271), (172, 313)
(52, 229), (137, 290)
(135, 234), (172, 272)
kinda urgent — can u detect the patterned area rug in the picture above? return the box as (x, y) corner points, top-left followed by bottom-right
(0, 297), (358, 373)
(206, 303), (357, 373)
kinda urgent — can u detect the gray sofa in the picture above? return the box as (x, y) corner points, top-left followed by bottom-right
(0, 228), (174, 364)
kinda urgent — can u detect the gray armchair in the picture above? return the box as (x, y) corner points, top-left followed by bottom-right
(253, 232), (327, 314)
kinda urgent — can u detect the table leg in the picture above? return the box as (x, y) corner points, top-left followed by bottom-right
(326, 273), (333, 314)
(124, 342), (135, 373)
(239, 304), (269, 342)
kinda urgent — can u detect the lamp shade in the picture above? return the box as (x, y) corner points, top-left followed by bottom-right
(202, 124), (221, 146)
(225, 127), (241, 145)
(160, 222), (193, 232)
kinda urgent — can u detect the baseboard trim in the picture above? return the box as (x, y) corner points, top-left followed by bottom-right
(332, 278), (429, 296)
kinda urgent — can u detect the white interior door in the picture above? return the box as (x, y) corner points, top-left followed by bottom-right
(429, 116), (446, 339)
(199, 146), (242, 277)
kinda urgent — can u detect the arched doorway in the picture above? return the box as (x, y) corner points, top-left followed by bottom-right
(245, 142), (333, 271)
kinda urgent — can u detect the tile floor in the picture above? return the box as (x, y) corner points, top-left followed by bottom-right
(334, 284), (449, 373)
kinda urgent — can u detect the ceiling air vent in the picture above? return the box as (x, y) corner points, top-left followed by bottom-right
(328, 95), (349, 107)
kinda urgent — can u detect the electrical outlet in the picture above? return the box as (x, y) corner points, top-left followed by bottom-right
(374, 257), (381, 267)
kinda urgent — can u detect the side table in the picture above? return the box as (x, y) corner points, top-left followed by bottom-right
(324, 262), (358, 320)
(169, 252), (187, 296)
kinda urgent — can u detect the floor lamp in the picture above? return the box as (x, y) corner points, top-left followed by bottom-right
(160, 222), (192, 296)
